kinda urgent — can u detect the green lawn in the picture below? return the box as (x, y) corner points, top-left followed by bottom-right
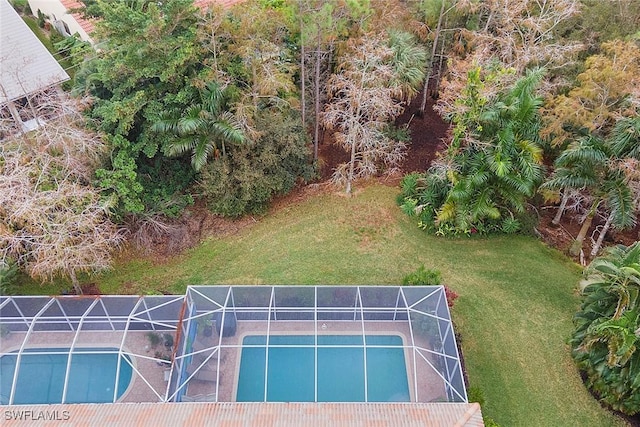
(19, 184), (626, 426)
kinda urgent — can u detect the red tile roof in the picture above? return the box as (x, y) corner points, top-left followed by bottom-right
(57, 0), (244, 36)
(59, 0), (96, 34)
(2, 402), (484, 426)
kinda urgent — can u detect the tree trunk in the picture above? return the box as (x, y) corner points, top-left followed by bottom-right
(6, 100), (25, 136)
(69, 270), (83, 295)
(570, 201), (599, 256)
(552, 191), (570, 225)
(434, 25), (447, 96)
(300, 15), (306, 130)
(313, 42), (321, 162)
(346, 137), (357, 196)
(419, 0), (446, 114)
(590, 212), (614, 257)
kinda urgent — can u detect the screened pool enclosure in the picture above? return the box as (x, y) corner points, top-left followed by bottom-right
(0, 286), (466, 405)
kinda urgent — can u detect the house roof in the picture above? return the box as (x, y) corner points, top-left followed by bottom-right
(59, 0), (96, 34)
(50, 0), (243, 39)
(0, 0), (69, 104)
(1, 402), (484, 426)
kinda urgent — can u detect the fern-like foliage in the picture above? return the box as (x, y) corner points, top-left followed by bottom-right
(399, 66), (545, 235)
(570, 242), (640, 415)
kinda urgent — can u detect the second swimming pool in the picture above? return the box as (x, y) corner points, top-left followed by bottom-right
(0, 347), (132, 405)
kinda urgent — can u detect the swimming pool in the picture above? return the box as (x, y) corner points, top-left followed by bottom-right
(236, 335), (410, 402)
(0, 348), (133, 404)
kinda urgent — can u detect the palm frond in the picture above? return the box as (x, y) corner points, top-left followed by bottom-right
(610, 116), (640, 159)
(191, 135), (213, 172)
(604, 177), (635, 230)
(165, 136), (196, 157)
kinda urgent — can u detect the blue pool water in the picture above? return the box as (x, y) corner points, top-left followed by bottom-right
(236, 335), (410, 402)
(0, 348), (133, 404)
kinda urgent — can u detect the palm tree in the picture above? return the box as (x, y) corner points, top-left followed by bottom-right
(571, 242), (640, 415)
(152, 82), (245, 171)
(436, 68), (545, 231)
(544, 129), (637, 257)
(387, 30), (427, 102)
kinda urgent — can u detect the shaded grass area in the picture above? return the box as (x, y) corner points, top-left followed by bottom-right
(19, 184), (625, 426)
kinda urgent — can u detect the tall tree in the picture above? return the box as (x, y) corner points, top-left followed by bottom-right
(388, 30), (428, 102)
(437, 0), (581, 117)
(417, 0), (461, 114)
(543, 135), (636, 257)
(77, 0), (203, 218)
(592, 115), (640, 256)
(295, 0), (370, 162)
(215, 2), (298, 138)
(541, 40), (640, 147)
(322, 32), (425, 194)
(0, 98), (123, 294)
(467, 0), (582, 73)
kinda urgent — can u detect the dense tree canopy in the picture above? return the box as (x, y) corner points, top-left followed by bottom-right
(77, 0), (204, 218)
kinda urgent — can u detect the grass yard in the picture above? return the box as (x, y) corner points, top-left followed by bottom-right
(19, 184), (626, 426)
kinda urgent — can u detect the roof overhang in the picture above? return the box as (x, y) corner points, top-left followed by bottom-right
(0, 402), (484, 426)
(0, 0), (69, 105)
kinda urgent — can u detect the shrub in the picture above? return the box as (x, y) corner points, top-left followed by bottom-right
(36, 9), (46, 28)
(402, 265), (442, 286)
(467, 386), (486, 406)
(501, 217), (521, 234)
(398, 170), (450, 233)
(146, 332), (162, 348)
(199, 109), (314, 217)
(444, 287), (459, 307)
(54, 34), (92, 68)
(569, 242), (640, 415)
(399, 69), (545, 237)
(0, 259), (19, 296)
(49, 28), (64, 46)
(383, 123), (411, 143)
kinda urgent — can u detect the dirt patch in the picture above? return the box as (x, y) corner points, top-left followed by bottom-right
(317, 98), (448, 180)
(536, 205), (640, 264)
(317, 128), (350, 181)
(396, 99), (450, 173)
(69, 283), (101, 295)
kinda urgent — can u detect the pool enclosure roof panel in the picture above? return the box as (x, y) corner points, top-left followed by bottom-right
(0, 286), (466, 405)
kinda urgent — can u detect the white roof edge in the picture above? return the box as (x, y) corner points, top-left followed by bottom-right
(0, 0), (69, 105)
